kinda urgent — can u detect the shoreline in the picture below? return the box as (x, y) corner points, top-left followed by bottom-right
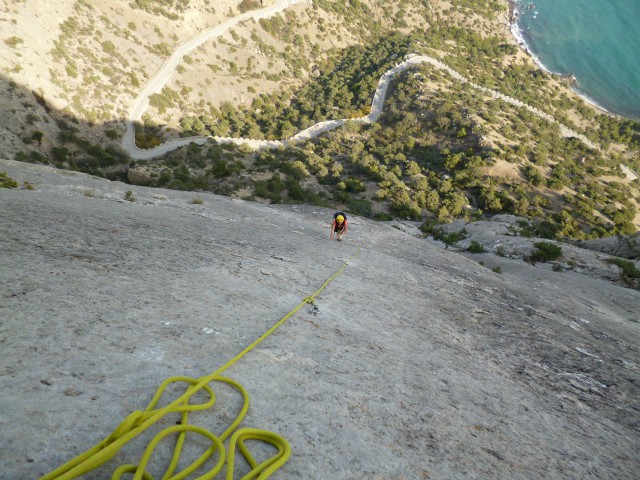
(506, 0), (622, 119)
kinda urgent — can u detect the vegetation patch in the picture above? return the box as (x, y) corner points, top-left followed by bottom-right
(467, 240), (485, 253)
(607, 258), (640, 278)
(527, 242), (563, 263)
(423, 225), (469, 250)
(1, 172), (19, 189)
(606, 258), (640, 289)
(124, 190), (137, 202)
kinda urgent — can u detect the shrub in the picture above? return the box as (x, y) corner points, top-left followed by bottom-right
(492, 266), (502, 274)
(374, 211), (393, 221)
(190, 197), (204, 205)
(254, 173), (285, 203)
(124, 190), (137, 202)
(390, 196), (422, 220)
(285, 178), (305, 201)
(606, 258), (640, 278)
(513, 219), (535, 237)
(535, 220), (559, 239)
(0, 172), (19, 188)
(523, 165), (545, 186)
(4, 36), (23, 48)
(237, 143), (254, 154)
(343, 177), (366, 192)
(528, 242), (562, 263)
(420, 219), (440, 235)
(467, 240), (485, 253)
(430, 227), (468, 250)
(238, 0), (261, 13)
(105, 129), (120, 140)
(345, 195), (373, 217)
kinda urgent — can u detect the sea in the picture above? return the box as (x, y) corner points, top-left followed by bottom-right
(512, 0), (640, 120)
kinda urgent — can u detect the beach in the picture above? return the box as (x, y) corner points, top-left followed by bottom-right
(507, 0), (640, 121)
(506, 0), (618, 117)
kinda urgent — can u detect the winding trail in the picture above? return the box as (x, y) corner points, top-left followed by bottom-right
(121, 1), (640, 181)
(122, 0), (306, 159)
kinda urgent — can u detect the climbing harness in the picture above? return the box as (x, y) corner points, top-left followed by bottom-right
(40, 246), (362, 480)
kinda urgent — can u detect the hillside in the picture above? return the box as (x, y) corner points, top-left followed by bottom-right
(2, 0), (639, 240)
(1, 158), (639, 479)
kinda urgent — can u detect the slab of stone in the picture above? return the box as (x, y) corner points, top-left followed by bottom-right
(1, 160), (639, 479)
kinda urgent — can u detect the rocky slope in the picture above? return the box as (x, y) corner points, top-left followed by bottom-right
(430, 215), (640, 289)
(1, 159), (638, 479)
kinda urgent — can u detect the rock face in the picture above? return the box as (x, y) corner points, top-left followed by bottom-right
(573, 233), (640, 260)
(1, 159), (639, 480)
(432, 215), (640, 288)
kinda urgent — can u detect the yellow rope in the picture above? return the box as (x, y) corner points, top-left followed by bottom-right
(40, 246), (362, 480)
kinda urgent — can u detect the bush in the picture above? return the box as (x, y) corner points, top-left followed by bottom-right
(209, 159), (231, 178)
(343, 177), (366, 192)
(527, 242), (562, 263)
(429, 227), (468, 250)
(535, 220), (559, 239)
(606, 258), (640, 278)
(238, 0), (261, 13)
(467, 240), (485, 253)
(285, 178), (305, 201)
(4, 36), (24, 48)
(374, 211), (393, 221)
(345, 196), (373, 217)
(124, 190), (137, 202)
(254, 173), (285, 203)
(390, 200), (422, 220)
(0, 172), (18, 188)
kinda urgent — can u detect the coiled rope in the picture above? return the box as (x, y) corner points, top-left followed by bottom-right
(40, 246), (362, 480)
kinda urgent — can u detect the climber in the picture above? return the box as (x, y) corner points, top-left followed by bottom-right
(329, 212), (348, 241)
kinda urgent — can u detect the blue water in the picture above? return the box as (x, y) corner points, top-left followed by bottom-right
(515, 0), (640, 120)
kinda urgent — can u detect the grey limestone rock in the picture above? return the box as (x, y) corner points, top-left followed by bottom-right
(1, 159), (639, 480)
(573, 233), (640, 260)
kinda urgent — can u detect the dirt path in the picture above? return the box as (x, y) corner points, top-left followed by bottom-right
(121, 0), (306, 159)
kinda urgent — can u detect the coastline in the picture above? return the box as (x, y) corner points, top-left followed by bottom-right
(505, 0), (619, 119)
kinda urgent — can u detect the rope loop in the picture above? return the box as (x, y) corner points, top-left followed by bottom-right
(109, 411), (146, 443)
(226, 428), (291, 480)
(111, 425), (227, 480)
